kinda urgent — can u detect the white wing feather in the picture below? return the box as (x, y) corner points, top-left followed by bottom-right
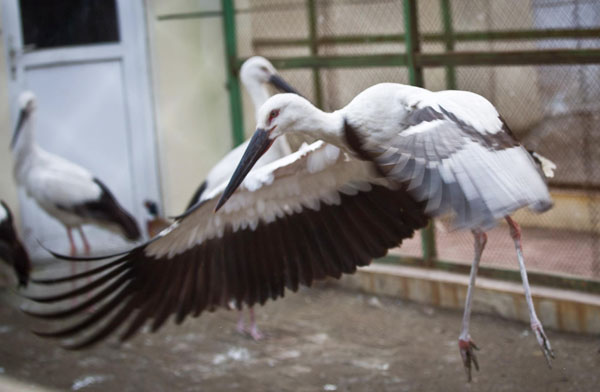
(147, 141), (382, 258)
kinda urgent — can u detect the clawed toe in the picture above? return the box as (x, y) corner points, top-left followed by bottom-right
(459, 338), (480, 382)
(532, 323), (554, 367)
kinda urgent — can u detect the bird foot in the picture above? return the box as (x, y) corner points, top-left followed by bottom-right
(247, 325), (264, 341)
(532, 322), (554, 367)
(458, 337), (479, 382)
(236, 320), (264, 341)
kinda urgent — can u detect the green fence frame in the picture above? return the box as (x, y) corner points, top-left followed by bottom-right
(221, 0), (600, 293)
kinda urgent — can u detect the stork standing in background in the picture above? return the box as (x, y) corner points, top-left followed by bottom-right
(25, 84), (554, 382)
(10, 91), (141, 279)
(185, 56), (302, 340)
(0, 201), (30, 287)
(185, 56), (299, 209)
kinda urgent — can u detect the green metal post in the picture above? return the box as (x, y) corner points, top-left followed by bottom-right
(307, 0), (323, 108)
(403, 0), (424, 86)
(251, 28), (600, 49)
(222, 0), (245, 147)
(403, 0), (437, 264)
(440, 0), (457, 89)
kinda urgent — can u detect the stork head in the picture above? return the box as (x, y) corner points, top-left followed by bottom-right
(240, 56), (299, 96)
(11, 91), (37, 149)
(216, 94), (315, 211)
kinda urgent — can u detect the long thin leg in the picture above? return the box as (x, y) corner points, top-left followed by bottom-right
(66, 227), (77, 257)
(236, 309), (245, 335)
(247, 307), (264, 341)
(458, 230), (487, 382)
(77, 228), (92, 302)
(66, 228), (78, 303)
(236, 307), (264, 341)
(505, 216), (554, 366)
(77, 227), (91, 256)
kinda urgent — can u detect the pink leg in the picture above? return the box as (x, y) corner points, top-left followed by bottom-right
(77, 227), (91, 256)
(78, 228), (91, 255)
(66, 228), (78, 304)
(236, 310), (245, 335)
(66, 227), (77, 257)
(76, 227), (93, 305)
(235, 307), (264, 340)
(77, 227), (91, 279)
(247, 307), (264, 341)
(505, 216), (554, 366)
(458, 230), (487, 382)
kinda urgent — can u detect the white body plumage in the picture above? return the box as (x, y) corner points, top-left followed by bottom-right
(11, 91), (140, 243)
(26, 82), (556, 366)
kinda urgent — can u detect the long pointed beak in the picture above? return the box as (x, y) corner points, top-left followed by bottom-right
(268, 74), (301, 95)
(10, 109), (27, 150)
(215, 128), (274, 212)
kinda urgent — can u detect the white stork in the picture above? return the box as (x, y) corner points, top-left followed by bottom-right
(10, 91), (141, 272)
(185, 56), (299, 210)
(24, 84), (554, 381)
(184, 56), (301, 340)
(0, 200), (31, 287)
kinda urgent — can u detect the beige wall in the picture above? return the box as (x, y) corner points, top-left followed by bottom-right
(0, 7), (20, 223)
(0, 1), (235, 225)
(145, 0), (233, 216)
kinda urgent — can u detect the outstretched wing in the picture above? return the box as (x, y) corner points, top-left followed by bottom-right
(25, 141), (428, 348)
(357, 90), (553, 230)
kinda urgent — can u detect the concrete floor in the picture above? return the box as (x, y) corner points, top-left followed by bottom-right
(0, 282), (599, 392)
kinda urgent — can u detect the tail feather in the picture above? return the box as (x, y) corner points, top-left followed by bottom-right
(84, 179), (142, 241)
(113, 207), (142, 241)
(529, 151), (556, 179)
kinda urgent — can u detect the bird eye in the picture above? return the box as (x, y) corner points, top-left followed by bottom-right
(260, 66), (269, 73)
(268, 109), (280, 124)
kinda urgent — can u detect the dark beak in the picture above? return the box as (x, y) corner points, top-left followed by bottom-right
(268, 74), (301, 95)
(215, 128), (273, 212)
(10, 109), (27, 149)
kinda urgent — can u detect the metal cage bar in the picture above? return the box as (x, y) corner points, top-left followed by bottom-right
(403, 0), (437, 264)
(252, 28), (600, 47)
(221, 0), (600, 291)
(222, 0), (245, 147)
(440, 0), (456, 89)
(307, 0), (323, 108)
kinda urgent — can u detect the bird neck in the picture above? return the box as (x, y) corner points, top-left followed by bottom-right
(12, 113), (43, 182)
(292, 106), (345, 147)
(244, 80), (271, 119)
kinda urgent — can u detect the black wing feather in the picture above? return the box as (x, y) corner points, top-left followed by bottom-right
(25, 180), (427, 348)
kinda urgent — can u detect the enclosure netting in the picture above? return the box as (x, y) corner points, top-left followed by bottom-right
(233, 0), (600, 280)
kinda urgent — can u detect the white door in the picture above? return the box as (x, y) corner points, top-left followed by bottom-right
(2, 0), (160, 259)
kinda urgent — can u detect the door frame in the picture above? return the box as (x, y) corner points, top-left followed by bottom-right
(1, 0), (161, 238)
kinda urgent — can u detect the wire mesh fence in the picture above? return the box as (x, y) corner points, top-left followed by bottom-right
(230, 0), (600, 282)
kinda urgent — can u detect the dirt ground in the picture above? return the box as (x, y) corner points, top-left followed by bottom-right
(0, 282), (598, 392)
